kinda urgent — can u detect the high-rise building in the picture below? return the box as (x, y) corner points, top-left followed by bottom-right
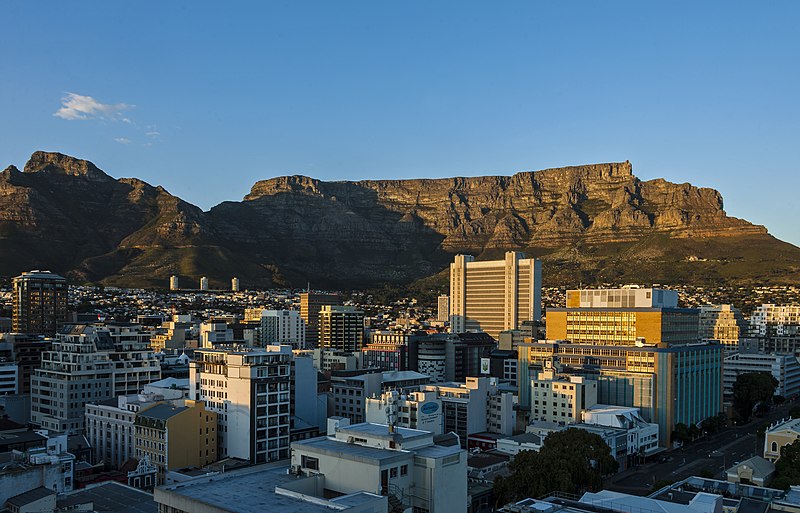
(199, 276), (209, 291)
(319, 305), (364, 352)
(12, 270), (68, 335)
(189, 346), (293, 463)
(519, 341), (723, 446)
(449, 252), (542, 339)
(699, 304), (747, 353)
(408, 332), (496, 383)
(254, 310), (306, 349)
(231, 277), (240, 292)
(169, 275), (179, 291)
(437, 295), (450, 322)
(0, 333), (51, 394)
(547, 286), (700, 346)
(723, 352), (800, 399)
(31, 324), (162, 432)
(299, 293), (341, 348)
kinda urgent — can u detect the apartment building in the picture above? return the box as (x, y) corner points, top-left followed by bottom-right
(531, 368), (598, 424)
(12, 270), (68, 336)
(331, 370), (430, 423)
(31, 325), (161, 432)
(698, 304), (747, 353)
(190, 346), (293, 463)
(300, 293), (341, 348)
(319, 306), (364, 352)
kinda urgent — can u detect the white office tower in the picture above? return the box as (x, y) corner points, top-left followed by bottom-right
(169, 275), (179, 291)
(437, 295), (450, 322)
(366, 389), (443, 434)
(257, 310), (306, 349)
(200, 276), (209, 291)
(231, 277), (240, 292)
(449, 251), (542, 338)
(190, 346), (293, 463)
(31, 325), (161, 432)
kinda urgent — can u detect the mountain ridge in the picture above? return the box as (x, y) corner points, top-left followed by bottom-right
(0, 151), (796, 288)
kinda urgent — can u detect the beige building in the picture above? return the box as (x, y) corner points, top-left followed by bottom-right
(299, 293), (341, 347)
(134, 399), (217, 483)
(449, 251), (542, 339)
(531, 366), (598, 424)
(764, 417), (800, 462)
(699, 304), (746, 353)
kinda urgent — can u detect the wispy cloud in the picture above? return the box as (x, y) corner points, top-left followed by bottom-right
(145, 130), (160, 137)
(54, 92), (133, 121)
(114, 137), (132, 145)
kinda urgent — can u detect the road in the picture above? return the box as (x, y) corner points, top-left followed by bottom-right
(608, 403), (794, 495)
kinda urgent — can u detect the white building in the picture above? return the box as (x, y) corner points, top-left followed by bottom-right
(750, 304), (800, 337)
(331, 371), (430, 423)
(169, 275), (179, 291)
(421, 376), (516, 444)
(0, 432), (75, 504)
(365, 389), (443, 434)
(200, 277), (209, 291)
(190, 346), (294, 463)
(450, 251), (542, 338)
(292, 421), (468, 513)
(86, 387), (186, 469)
(566, 286), (679, 308)
(531, 369), (598, 424)
(581, 404), (660, 458)
(199, 321), (233, 348)
(256, 310), (306, 349)
(723, 352), (800, 398)
(31, 325), (161, 432)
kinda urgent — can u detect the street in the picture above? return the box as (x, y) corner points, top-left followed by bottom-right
(608, 403), (793, 495)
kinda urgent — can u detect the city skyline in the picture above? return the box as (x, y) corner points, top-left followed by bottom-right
(1, 2), (799, 246)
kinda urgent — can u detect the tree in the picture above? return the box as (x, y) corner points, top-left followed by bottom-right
(732, 372), (778, 422)
(673, 423), (691, 444)
(790, 406), (800, 419)
(772, 439), (800, 490)
(493, 428), (619, 507)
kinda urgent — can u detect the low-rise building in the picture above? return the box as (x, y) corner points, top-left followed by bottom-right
(723, 352), (800, 398)
(331, 370), (430, 423)
(725, 456), (775, 487)
(581, 404), (660, 460)
(764, 417), (800, 462)
(0, 432), (75, 505)
(366, 389), (443, 434)
(292, 422), (468, 513)
(134, 400), (217, 484)
(531, 368), (597, 424)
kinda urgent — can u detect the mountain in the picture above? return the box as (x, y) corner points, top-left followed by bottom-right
(1, 151), (798, 288)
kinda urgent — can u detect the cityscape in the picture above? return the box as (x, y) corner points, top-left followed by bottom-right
(2, 2), (800, 513)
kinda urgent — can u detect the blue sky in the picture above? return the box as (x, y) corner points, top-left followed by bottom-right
(1, 2), (798, 245)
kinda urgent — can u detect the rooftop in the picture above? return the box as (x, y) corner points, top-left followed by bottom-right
(6, 486), (55, 507)
(137, 403), (188, 421)
(156, 464), (382, 513)
(57, 481), (156, 513)
(292, 436), (410, 465)
(766, 417), (800, 434)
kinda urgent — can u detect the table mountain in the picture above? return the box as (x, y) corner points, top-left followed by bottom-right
(1, 151), (798, 288)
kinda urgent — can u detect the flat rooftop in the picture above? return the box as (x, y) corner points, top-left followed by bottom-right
(156, 464), (382, 513)
(292, 436), (410, 465)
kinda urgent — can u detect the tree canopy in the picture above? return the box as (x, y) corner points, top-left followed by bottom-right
(772, 439), (800, 490)
(732, 372), (778, 422)
(493, 428), (619, 506)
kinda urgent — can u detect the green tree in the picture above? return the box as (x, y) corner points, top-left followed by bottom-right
(772, 439), (800, 490)
(493, 428), (619, 507)
(732, 372), (778, 422)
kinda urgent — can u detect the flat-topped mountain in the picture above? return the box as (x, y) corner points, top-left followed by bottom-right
(1, 151), (798, 288)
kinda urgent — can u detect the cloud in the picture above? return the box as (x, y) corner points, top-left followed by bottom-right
(114, 137), (132, 145)
(145, 131), (160, 137)
(54, 92), (133, 121)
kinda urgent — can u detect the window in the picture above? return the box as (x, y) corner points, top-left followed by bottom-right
(771, 441), (778, 452)
(390, 467), (398, 478)
(400, 464), (408, 476)
(301, 455), (319, 470)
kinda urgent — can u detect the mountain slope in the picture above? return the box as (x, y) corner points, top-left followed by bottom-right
(1, 152), (798, 288)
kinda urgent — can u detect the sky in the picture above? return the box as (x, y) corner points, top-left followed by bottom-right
(1, 1), (798, 245)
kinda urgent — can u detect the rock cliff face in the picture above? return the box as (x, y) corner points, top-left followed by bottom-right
(1, 152), (797, 288)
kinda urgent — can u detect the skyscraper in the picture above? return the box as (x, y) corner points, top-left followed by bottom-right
(12, 270), (68, 335)
(437, 294), (450, 322)
(169, 275), (179, 291)
(318, 305), (364, 352)
(231, 277), (240, 292)
(200, 276), (209, 291)
(449, 251), (542, 339)
(299, 293), (341, 348)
